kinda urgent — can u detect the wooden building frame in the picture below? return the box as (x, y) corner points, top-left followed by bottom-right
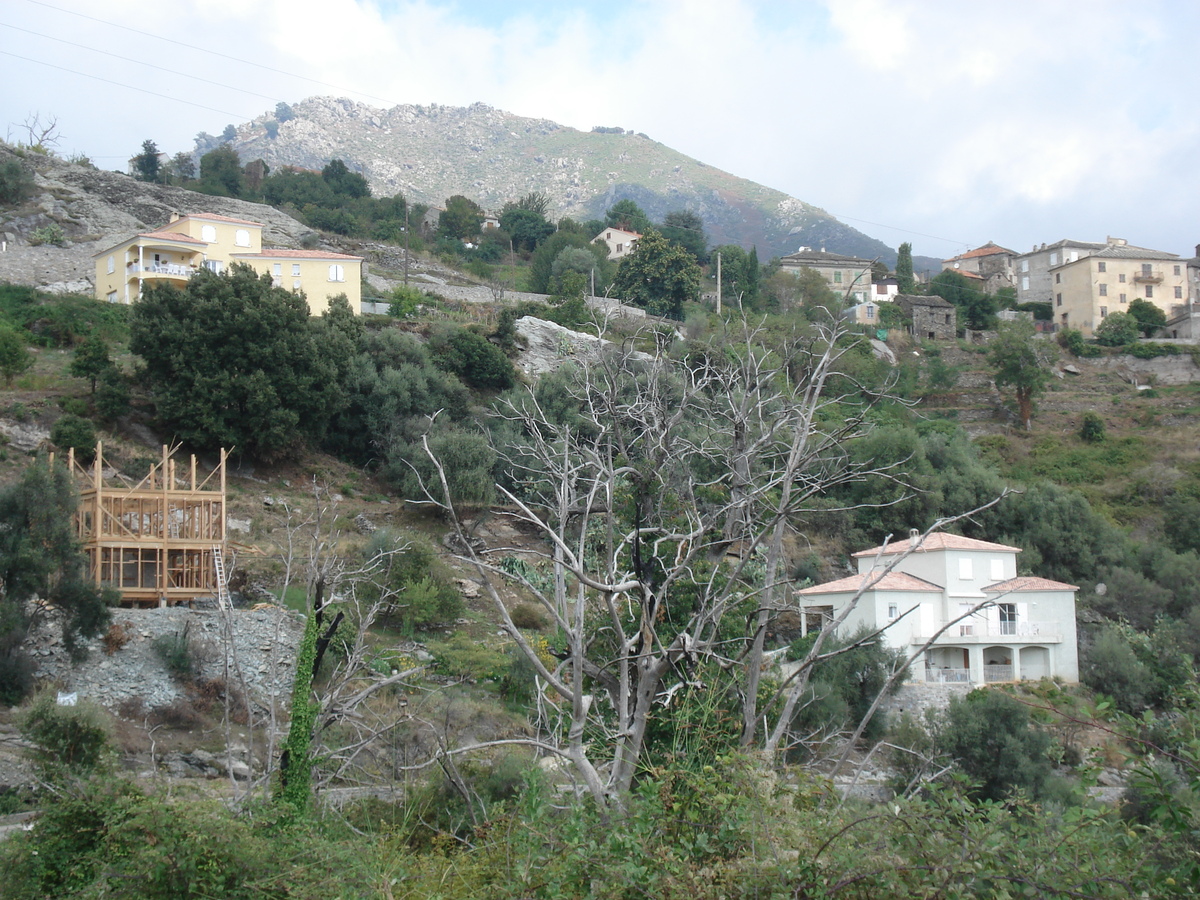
(70, 443), (227, 607)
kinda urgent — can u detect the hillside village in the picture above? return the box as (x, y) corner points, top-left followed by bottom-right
(3, 123), (1200, 896)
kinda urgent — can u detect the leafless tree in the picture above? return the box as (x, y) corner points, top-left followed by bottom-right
(10, 112), (62, 152)
(419, 315), (962, 807)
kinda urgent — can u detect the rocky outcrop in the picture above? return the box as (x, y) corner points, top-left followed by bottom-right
(513, 316), (652, 378)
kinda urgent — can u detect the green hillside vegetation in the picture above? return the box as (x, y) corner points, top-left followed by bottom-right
(4, 209), (1200, 891)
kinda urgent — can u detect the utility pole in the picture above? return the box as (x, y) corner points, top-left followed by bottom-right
(716, 251), (722, 314)
(403, 206), (410, 287)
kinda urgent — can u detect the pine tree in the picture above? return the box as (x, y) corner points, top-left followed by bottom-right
(896, 242), (915, 294)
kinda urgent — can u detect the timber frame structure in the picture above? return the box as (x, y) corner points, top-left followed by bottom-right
(70, 443), (227, 607)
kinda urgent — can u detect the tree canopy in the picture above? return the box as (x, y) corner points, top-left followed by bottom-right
(929, 269), (996, 330)
(129, 264), (343, 461)
(132, 140), (162, 183)
(438, 195), (484, 240)
(604, 199), (652, 234)
(987, 317), (1057, 429)
(1127, 298), (1167, 337)
(610, 229), (700, 318)
(896, 242), (915, 294)
(659, 210), (708, 264)
(198, 145), (244, 197)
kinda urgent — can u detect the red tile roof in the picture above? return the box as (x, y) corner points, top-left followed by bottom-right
(232, 249), (363, 261)
(797, 571), (942, 595)
(945, 242), (1016, 262)
(138, 230), (207, 245)
(853, 533), (1021, 558)
(984, 576), (1078, 592)
(178, 212), (264, 227)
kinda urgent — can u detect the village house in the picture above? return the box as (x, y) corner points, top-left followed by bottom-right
(941, 242), (1017, 294)
(93, 212), (363, 315)
(778, 247), (874, 304)
(593, 226), (641, 260)
(1046, 241), (1185, 337)
(872, 277), (899, 303)
(797, 533), (1079, 685)
(895, 293), (956, 340)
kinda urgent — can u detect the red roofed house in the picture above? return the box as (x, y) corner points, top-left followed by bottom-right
(941, 242), (1017, 295)
(93, 212), (363, 314)
(797, 532), (1079, 685)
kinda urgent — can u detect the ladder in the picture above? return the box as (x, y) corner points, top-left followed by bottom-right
(212, 545), (231, 610)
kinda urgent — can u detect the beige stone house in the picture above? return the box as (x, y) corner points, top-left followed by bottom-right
(593, 226), (641, 260)
(778, 247), (874, 304)
(1049, 242), (1185, 337)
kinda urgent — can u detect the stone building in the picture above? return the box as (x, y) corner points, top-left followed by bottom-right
(941, 242), (1017, 294)
(778, 247), (874, 304)
(896, 293), (956, 340)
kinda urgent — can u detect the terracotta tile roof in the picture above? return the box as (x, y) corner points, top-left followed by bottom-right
(984, 576), (1078, 592)
(797, 571), (943, 595)
(945, 242), (1016, 262)
(853, 533), (1021, 558)
(232, 249), (363, 261)
(140, 230), (207, 245)
(178, 212), (264, 227)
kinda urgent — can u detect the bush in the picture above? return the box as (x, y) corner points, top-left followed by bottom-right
(364, 530), (464, 634)
(510, 602), (547, 630)
(0, 326), (32, 385)
(428, 324), (516, 390)
(934, 688), (1054, 801)
(1080, 411), (1106, 443)
(1094, 311), (1139, 346)
(153, 623), (197, 681)
(0, 159), (33, 205)
(17, 690), (113, 774)
(50, 413), (96, 460)
(1128, 341), (1178, 359)
(29, 223), (67, 247)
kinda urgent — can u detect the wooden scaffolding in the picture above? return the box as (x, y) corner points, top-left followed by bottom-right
(70, 443), (228, 608)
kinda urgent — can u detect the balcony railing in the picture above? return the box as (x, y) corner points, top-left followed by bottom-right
(984, 665), (1014, 682)
(129, 263), (196, 277)
(1134, 269), (1164, 283)
(924, 667), (970, 683)
(945, 621), (1056, 639)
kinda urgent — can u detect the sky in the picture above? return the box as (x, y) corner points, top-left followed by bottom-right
(2, 0), (1198, 262)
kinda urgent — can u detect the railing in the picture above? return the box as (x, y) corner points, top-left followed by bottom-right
(925, 667), (970, 683)
(949, 621), (1055, 639)
(984, 665), (1014, 682)
(1134, 269), (1163, 283)
(129, 263), (196, 277)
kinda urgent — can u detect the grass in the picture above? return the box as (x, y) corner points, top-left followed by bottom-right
(273, 585), (309, 614)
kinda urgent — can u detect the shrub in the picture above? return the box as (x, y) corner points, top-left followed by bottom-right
(17, 690), (113, 774)
(1095, 311), (1139, 346)
(1080, 411), (1106, 443)
(364, 530), (464, 633)
(29, 223), (67, 247)
(934, 688), (1054, 801)
(153, 623), (197, 681)
(1128, 341), (1178, 359)
(0, 159), (34, 205)
(50, 413), (96, 461)
(0, 326), (32, 385)
(428, 324), (516, 390)
(510, 602), (547, 630)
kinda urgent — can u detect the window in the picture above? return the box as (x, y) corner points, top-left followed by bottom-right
(1100, 306), (1108, 318)
(106, 291), (118, 304)
(1176, 286), (1184, 299)
(888, 604), (898, 620)
(272, 263), (282, 276)
(1097, 261), (1106, 272)
(1056, 293), (1062, 306)
(201, 225), (217, 242)
(616, 243), (623, 253)
(1119, 273), (1126, 283)
(1021, 276), (1029, 290)
(204, 260), (223, 275)
(1021, 260), (1029, 273)
(1069, 251), (1078, 262)
(866, 304), (875, 319)
(328, 264), (345, 282)
(1146, 285), (1154, 299)
(990, 559), (1005, 581)
(1174, 265), (1182, 276)
(1055, 273), (1061, 284)
(1099, 283), (1107, 296)
(945, 313), (952, 324)
(105, 255), (115, 274)
(1050, 252), (1058, 265)
(292, 264), (301, 276)
(234, 229), (251, 247)
(1142, 263), (1153, 277)
(999, 603), (1017, 635)
(958, 558), (973, 580)
(834, 271), (843, 284)
(1120, 293), (1127, 303)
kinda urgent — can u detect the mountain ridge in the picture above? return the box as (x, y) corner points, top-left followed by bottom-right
(222, 97), (926, 268)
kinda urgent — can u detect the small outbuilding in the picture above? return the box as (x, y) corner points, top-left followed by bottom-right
(895, 293), (956, 340)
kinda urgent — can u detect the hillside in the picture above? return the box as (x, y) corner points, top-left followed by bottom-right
(225, 97), (929, 267)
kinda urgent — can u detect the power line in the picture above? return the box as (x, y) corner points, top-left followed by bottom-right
(23, 0), (398, 108)
(0, 49), (256, 120)
(0, 21), (286, 105)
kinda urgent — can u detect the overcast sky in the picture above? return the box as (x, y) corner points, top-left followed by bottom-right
(3, 0), (1197, 261)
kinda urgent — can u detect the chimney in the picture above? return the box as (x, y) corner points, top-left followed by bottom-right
(1194, 243), (1200, 258)
(1107, 236), (1126, 246)
(169, 211), (181, 224)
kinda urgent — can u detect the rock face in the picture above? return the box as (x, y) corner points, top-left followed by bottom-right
(25, 605), (305, 712)
(513, 316), (652, 378)
(227, 97), (900, 265)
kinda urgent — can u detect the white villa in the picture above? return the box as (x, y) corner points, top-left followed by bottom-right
(797, 533), (1079, 685)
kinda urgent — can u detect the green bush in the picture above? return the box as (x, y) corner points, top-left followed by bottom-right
(0, 159), (33, 205)
(428, 324), (516, 390)
(1128, 341), (1179, 359)
(29, 223), (66, 247)
(364, 530), (463, 634)
(1095, 311), (1139, 346)
(0, 326), (32, 385)
(153, 624), (197, 681)
(1080, 411), (1106, 443)
(17, 690), (113, 774)
(50, 413), (96, 460)
(510, 602), (547, 630)
(934, 688), (1055, 801)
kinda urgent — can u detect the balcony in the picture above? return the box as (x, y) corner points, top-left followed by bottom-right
(1134, 269), (1163, 284)
(913, 621), (1062, 644)
(128, 263), (196, 279)
(924, 666), (970, 684)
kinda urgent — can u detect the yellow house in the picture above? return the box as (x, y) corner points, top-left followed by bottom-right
(1051, 243), (1185, 336)
(93, 212), (363, 314)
